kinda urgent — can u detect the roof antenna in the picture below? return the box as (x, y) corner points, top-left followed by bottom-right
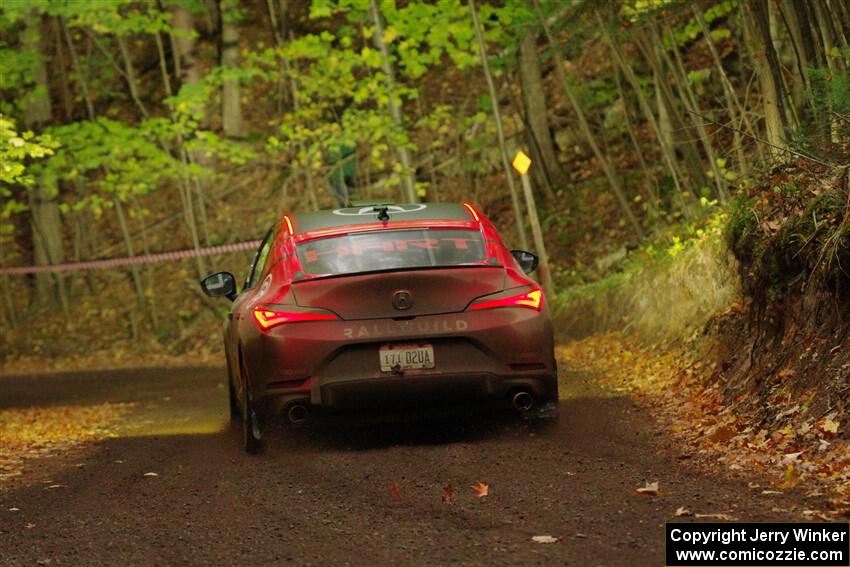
(374, 205), (390, 222)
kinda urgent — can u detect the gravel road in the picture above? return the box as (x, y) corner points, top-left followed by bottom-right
(0, 365), (806, 566)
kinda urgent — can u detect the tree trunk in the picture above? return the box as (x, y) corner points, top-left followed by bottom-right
(597, 13), (688, 213)
(636, 28), (708, 194)
(776, 0), (812, 113)
(789, 1), (820, 67)
(61, 16), (95, 119)
(50, 16), (73, 121)
(112, 197), (146, 309)
(23, 12), (68, 313)
(613, 67), (659, 208)
(536, 3), (645, 239)
(811, 0), (847, 74)
(220, 0), (244, 138)
(116, 35), (149, 118)
(518, 33), (564, 203)
(663, 25), (729, 202)
(750, 0), (791, 133)
(171, 5), (206, 124)
(693, 1), (761, 171)
(368, 0), (417, 203)
(744, 2), (787, 159)
(470, 0), (529, 248)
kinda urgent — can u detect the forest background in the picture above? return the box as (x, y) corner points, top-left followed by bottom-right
(0, 0), (848, 371)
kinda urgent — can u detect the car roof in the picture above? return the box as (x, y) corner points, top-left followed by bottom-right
(289, 203), (476, 235)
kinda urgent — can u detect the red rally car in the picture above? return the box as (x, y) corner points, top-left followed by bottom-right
(201, 202), (559, 452)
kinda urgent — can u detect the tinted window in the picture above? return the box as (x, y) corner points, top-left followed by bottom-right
(296, 229), (486, 276)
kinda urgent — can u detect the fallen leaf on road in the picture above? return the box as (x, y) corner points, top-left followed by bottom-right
(47, 484), (62, 489)
(531, 535), (558, 544)
(761, 490), (783, 495)
(695, 513), (737, 521)
(389, 483), (403, 501)
(636, 481), (659, 496)
(143, 472), (158, 477)
(471, 482), (489, 498)
(821, 418), (840, 435)
(781, 452), (802, 465)
(0, 403), (133, 483)
(675, 507), (693, 517)
(778, 463), (799, 489)
(8, 507), (20, 512)
(25, 522), (35, 529)
(441, 483), (454, 503)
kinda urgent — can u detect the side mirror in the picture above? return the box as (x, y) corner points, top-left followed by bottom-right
(200, 272), (237, 301)
(511, 250), (539, 274)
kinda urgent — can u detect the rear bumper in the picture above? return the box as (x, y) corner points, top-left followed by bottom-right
(318, 372), (554, 410)
(242, 307), (557, 414)
(259, 371), (556, 414)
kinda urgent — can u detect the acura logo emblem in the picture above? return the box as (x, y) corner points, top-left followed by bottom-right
(392, 290), (413, 311)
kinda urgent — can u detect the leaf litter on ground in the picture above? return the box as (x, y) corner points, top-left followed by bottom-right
(0, 403), (134, 484)
(558, 334), (850, 516)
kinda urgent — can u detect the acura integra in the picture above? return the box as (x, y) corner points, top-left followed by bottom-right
(201, 203), (558, 452)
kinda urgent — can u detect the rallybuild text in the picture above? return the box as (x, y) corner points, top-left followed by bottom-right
(666, 523), (850, 567)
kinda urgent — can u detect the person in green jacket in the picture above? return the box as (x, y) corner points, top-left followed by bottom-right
(328, 144), (357, 207)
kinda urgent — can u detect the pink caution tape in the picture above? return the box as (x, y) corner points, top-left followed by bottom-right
(0, 240), (262, 275)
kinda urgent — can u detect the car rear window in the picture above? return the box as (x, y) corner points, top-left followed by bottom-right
(296, 229), (487, 276)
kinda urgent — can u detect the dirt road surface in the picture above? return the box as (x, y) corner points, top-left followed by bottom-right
(0, 365), (807, 566)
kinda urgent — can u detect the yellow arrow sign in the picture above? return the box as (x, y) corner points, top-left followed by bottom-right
(512, 150), (531, 175)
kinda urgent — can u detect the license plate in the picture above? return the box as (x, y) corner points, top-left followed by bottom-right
(379, 343), (435, 372)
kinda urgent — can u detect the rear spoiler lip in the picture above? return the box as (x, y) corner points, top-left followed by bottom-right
(293, 220), (479, 243)
(291, 263), (504, 284)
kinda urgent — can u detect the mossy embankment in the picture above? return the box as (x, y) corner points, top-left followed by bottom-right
(556, 163), (850, 503)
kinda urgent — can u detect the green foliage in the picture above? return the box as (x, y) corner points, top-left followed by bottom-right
(792, 63), (850, 163)
(36, 118), (175, 216)
(670, 0), (738, 45)
(0, 114), (57, 238)
(0, 114), (56, 186)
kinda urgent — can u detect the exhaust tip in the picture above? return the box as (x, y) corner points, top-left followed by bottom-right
(512, 391), (534, 412)
(287, 404), (309, 425)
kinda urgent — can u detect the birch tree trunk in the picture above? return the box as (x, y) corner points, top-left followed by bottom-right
(171, 5), (205, 122)
(221, 0), (244, 138)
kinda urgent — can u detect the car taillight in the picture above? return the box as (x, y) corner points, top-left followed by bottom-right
(252, 305), (338, 331)
(469, 286), (543, 312)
